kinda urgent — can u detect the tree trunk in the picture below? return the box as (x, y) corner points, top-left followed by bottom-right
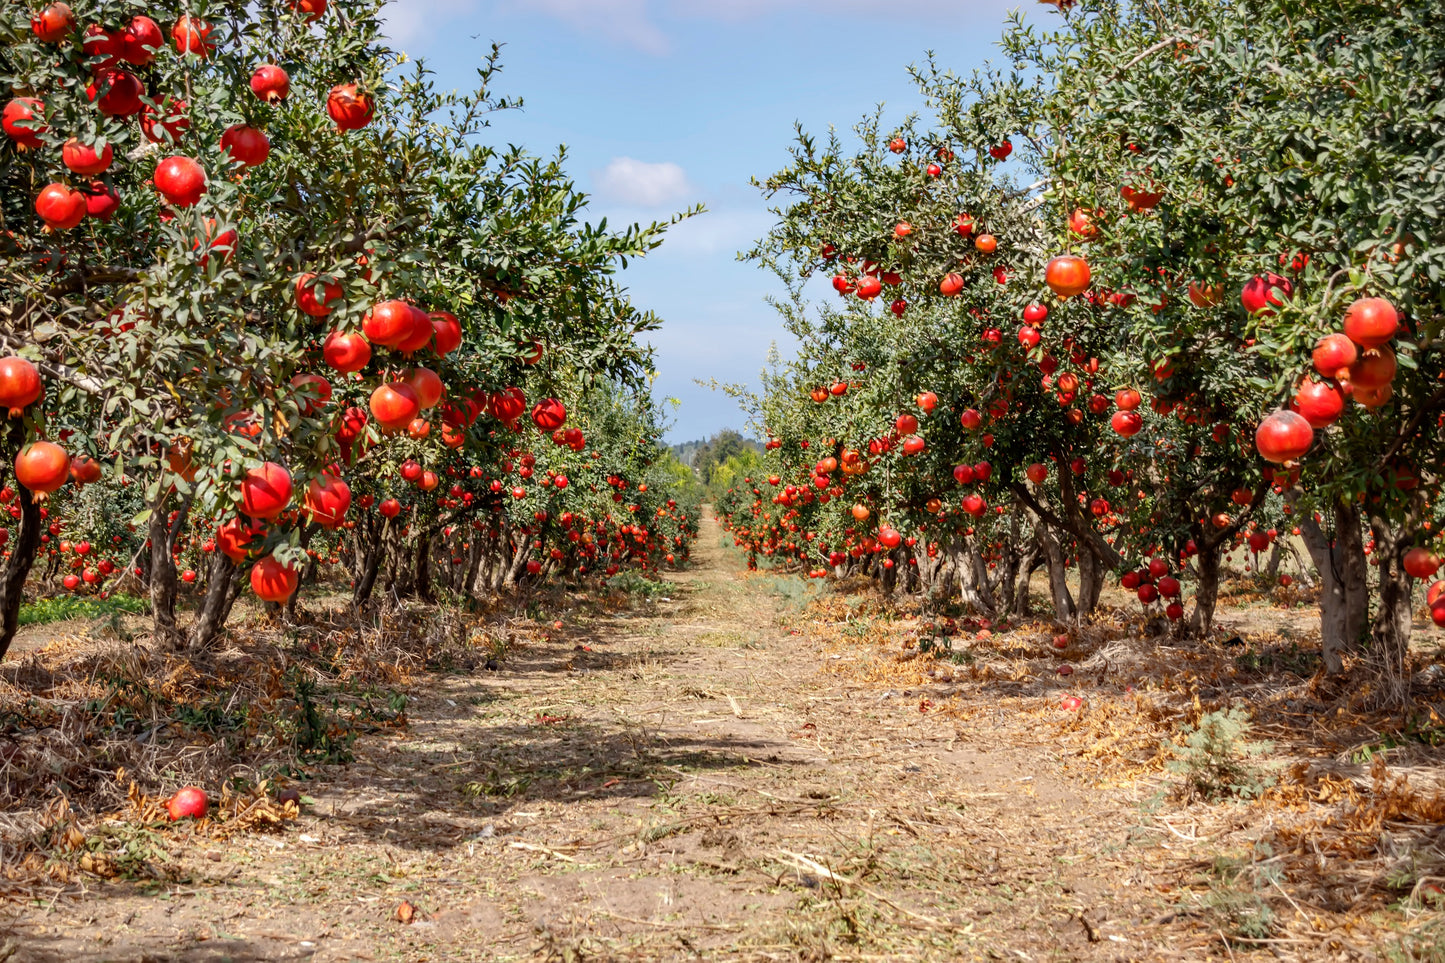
(0, 420), (43, 664)
(148, 492), (181, 647)
(1368, 515), (1415, 697)
(1036, 523), (1076, 621)
(1189, 543), (1222, 637)
(413, 529), (435, 602)
(1077, 547), (1105, 616)
(1298, 499), (1369, 675)
(352, 516), (387, 607)
(186, 551), (242, 650)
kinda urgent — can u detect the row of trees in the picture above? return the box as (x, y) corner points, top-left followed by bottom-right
(719, 0), (1445, 688)
(0, 0), (698, 661)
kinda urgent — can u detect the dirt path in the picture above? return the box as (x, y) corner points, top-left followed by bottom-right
(5, 509), (1192, 961)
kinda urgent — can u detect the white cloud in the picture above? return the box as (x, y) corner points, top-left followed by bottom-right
(594, 157), (695, 207)
(496, 0), (669, 54)
(381, 0), (482, 45)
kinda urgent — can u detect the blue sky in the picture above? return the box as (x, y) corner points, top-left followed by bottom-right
(383, 0), (1033, 442)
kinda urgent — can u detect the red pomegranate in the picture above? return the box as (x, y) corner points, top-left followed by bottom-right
(379, 497), (402, 518)
(370, 382), (420, 431)
(0, 356), (42, 416)
(531, 398), (566, 432)
(1404, 547), (1440, 580)
(303, 474), (351, 529)
(1291, 378), (1345, 428)
(84, 181), (120, 221)
(322, 330), (370, 373)
(250, 64), (290, 103)
(220, 124), (269, 168)
(1342, 297), (1398, 349)
(140, 97), (189, 143)
(35, 183), (86, 230)
(171, 15), (214, 57)
(68, 455), (101, 486)
(154, 156), (206, 207)
(895, 413), (918, 435)
(2, 98), (47, 149)
(1348, 343), (1396, 388)
(405, 367), (444, 409)
(939, 273), (965, 296)
(217, 516), (263, 562)
(62, 137), (112, 175)
(1255, 410), (1313, 464)
(166, 786), (208, 820)
(88, 68), (143, 116)
(1114, 388), (1141, 411)
(15, 442), (69, 494)
(1187, 281), (1224, 308)
(489, 387), (526, 424)
(327, 84), (374, 130)
(1240, 272), (1294, 316)
(295, 273), (342, 317)
(31, 3), (74, 42)
(394, 305), (435, 354)
(240, 462), (293, 519)
(251, 554), (298, 602)
(431, 312), (462, 355)
(290, 373), (332, 414)
(1312, 333), (1357, 380)
(288, 0), (328, 21)
(363, 300), (415, 347)
(1111, 410), (1143, 437)
(1045, 255), (1090, 298)
(1025, 463), (1048, 484)
(120, 14), (162, 65)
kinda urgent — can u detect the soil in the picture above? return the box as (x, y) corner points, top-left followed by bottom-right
(1, 509), (1439, 961)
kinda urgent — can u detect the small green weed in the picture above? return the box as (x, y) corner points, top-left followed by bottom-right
(1196, 842), (1280, 941)
(19, 593), (147, 626)
(1166, 708), (1277, 801)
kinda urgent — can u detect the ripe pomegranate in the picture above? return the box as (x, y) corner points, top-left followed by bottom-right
(1045, 255), (1090, 297)
(166, 786), (208, 820)
(322, 330), (370, 373)
(489, 387), (526, 424)
(901, 435), (925, 456)
(289, 373), (332, 415)
(0, 357), (43, 416)
(939, 273), (964, 296)
(1240, 272), (1294, 316)
(532, 398), (566, 431)
(303, 474), (351, 529)
(1348, 343), (1396, 388)
(1403, 548), (1440, 580)
(1312, 333), (1357, 380)
(221, 124), (269, 167)
(370, 382), (421, 431)
(289, 0), (328, 22)
(1018, 325), (1041, 349)
(855, 275), (882, 300)
(430, 312), (462, 354)
(2, 97), (47, 149)
(975, 233), (998, 254)
(916, 391), (938, 413)
(84, 181), (120, 221)
(31, 3), (74, 42)
(1067, 208), (1098, 240)
(1023, 302), (1048, 324)
(88, 68), (143, 116)
(1291, 378), (1345, 428)
(394, 305), (435, 354)
(62, 137), (113, 175)
(35, 183), (86, 230)
(363, 300), (415, 347)
(379, 497), (402, 518)
(140, 97), (189, 142)
(1353, 383), (1392, 409)
(240, 462), (293, 519)
(895, 413), (918, 435)
(295, 274), (342, 317)
(327, 84), (374, 130)
(1255, 410), (1313, 464)
(154, 156), (206, 207)
(1342, 297), (1398, 349)
(1111, 410), (1143, 437)
(405, 367), (444, 409)
(250, 64), (290, 103)
(15, 442), (69, 494)
(1025, 463), (1047, 484)
(120, 15), (162, 65)
(251, 554), (298, 602)
(1187, 281), (1223, 308)
(171, 15), (214, 57)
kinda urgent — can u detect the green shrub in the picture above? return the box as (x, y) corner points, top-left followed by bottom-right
(18, 594), (149, 627)
(1167, 708), (1277, 801)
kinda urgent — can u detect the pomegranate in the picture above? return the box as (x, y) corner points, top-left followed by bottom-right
(322, 330), (370, 373)
(404, 367), (444, 409)
(290, 373), (332, 414)
(140, 97), (189, 143)
(84, 181), (120, 221)
(1291, 378), (1345, 428)
(251, 554), (298, 602)
(2, 98), (47, 149)
(1255, 410), (1313, 464)
(35, 183), (86, 230)
(303, 474), (351, 529)
(250, 64), (290, 103)
(15, 442), (69, 494)
(0, 356), (43, 416)
(30, 3), (74, 42)
(289, 0), (328, 21)
(121, 15), (162, 65)
(430, 312), (462, 354)
(1025, 463), (1047, 484)
(62, 137), (113, 175)
(895, 413), (918, 435)
(394, 305), (435, 354)
(220, 124), (269, 168)
(1111, 410), (1143, 437)
(939, 273), (964, 296)
(1187, 281), (1224, 307)
(1240, 272), (1294, 316)
(489, 387), (526, 424)
(370, 382), (420, 431)
(378, 497), (402, 518)
(363, 300), (415, 347)
(88, 68), (143, 115)
(154, 156), (206, 207)
(1068, 208), (1098, 240)
(1403, 547), (1440, 580)
(240, 462), (293, 519)
(1348, 343), (1396, 388)
(295, 273), (343, 317)
(171, 15), (214, 57)
(1312, 333), (1357, 380)
(531, 398), (566, 431)
(1342, 297), (1398, 349)
(166, 786), (208, 820)
(1045, 255), (1090, 297)
(327, 84), (374, 130)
